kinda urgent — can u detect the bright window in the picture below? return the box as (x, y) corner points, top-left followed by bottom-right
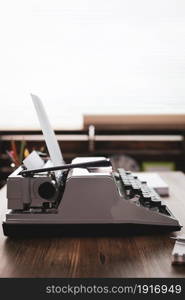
(0, 0), (185, 129)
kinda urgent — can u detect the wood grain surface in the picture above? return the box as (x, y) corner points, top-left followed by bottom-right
(0, 172), (185, 278)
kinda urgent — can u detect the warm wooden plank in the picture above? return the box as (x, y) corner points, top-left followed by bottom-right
(0, 172), (185, 278)
(84, 114), (185, 130)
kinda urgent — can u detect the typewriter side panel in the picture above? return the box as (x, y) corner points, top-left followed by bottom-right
(58, 176), (118, 220)
(57, 176), (180, 227)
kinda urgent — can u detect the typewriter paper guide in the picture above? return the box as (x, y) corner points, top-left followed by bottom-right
(23, 150), (44, 170)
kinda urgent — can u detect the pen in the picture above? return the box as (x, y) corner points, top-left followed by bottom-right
(11, 140), (19, 165)
(6, 150), (19, 166)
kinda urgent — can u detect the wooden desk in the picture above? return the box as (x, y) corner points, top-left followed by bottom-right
(0, 172), (185, 278)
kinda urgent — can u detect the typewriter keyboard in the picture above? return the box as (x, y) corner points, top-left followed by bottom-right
(117, 169), (172, 216)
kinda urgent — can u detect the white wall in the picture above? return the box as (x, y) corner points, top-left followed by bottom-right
(0, 0), (185, 129)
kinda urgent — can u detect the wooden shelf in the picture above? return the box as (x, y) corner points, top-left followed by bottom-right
(0, 128), (185, 184)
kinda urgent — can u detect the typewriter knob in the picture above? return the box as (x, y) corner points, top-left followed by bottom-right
(38, 182), (56, 200)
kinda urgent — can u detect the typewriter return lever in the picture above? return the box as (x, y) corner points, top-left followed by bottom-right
(20, 159), (111, 177)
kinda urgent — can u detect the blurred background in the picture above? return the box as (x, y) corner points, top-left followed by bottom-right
(0, 0), (185, 187)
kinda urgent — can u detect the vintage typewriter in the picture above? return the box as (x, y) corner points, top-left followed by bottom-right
(2, 95), (181, 236)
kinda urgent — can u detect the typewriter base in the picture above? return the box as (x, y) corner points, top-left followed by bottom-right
(3, 222), (181, 237)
